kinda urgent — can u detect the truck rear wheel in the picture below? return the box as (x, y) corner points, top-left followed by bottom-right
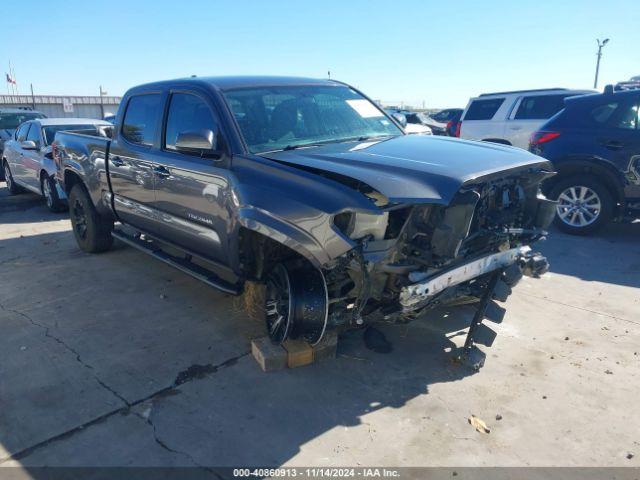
(69, 184), (114, 253)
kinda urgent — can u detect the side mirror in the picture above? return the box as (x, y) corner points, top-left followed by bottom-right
(391, 112), (407, 128)
(21, 140), (38, 150)
(175, 129), (217, 152)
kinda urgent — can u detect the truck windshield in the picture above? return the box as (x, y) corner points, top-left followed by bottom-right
(222, 85), (403, 153)
(0, 112), (45, 130)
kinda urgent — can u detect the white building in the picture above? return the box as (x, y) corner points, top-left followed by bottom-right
(0, 94), (121, 119)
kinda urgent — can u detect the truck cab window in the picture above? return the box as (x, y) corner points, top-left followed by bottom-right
(122, 94), (162, 146)
(164, 93), (218, 151)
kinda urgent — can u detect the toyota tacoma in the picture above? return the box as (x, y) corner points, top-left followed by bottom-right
(54, 76), (554, 355)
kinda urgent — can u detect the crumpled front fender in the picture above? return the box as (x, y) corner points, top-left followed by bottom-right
(237, 206), (354, 268)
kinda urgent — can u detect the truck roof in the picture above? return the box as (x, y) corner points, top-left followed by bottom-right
(34, 118), (112, 126)
(130, 76), (341, 92)
(478, 88), (571, 97)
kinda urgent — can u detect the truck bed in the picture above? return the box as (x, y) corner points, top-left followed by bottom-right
(54, 131), (112, 213)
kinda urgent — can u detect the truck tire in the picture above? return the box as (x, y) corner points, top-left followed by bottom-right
(41, 173), (66, 213)
(68, 184), (113, 253)
(549, 174), (613, 235)
(3, 161), (23, 195)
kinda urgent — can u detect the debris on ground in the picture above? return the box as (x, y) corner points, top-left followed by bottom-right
(605, 369), (613, 375)
(468, 415), (490, 434)
(238, 281), (266, 323)
(542, 395), (547, 399)
(564, 336), (570, 341)
(495, 414), (503, 421)
(20, 346), (27, 351)
(627, 452), (634, 460)
(159, 294), (167, 299)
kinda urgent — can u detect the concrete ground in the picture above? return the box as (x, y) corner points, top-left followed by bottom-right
(0, 184), (639, 469)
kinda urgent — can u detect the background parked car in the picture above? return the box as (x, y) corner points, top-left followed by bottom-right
(446, 109), (463, 137)
(459, 88), (593, 149)
(403, 111), (442, 135)
(530, 86), (640, 235)
(384, 109), (432, 135)
(425, 108), (463, 136)
(0, 108), (46, 180)
(2, 118), (112, 211)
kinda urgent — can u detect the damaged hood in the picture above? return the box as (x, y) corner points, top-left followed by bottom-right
(261, 135), (552, 204)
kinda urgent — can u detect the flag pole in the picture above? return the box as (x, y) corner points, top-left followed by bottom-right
(9, 60), (16, 95)
(11, 62), (18, 95)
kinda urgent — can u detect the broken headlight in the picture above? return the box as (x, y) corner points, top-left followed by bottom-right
(333, 211), (389, 241)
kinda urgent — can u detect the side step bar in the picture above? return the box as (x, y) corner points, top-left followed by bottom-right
(111, 229), (241, 296)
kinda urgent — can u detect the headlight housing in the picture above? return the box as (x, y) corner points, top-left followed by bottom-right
(333, 211), (389, 241)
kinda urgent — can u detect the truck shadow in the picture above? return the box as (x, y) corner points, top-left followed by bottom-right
(0, 227), (483, 469)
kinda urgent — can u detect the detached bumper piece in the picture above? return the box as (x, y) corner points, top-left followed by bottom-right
(397, 246), (549, 370)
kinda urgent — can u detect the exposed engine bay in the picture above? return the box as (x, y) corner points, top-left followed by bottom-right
(263, 167), (555, 347)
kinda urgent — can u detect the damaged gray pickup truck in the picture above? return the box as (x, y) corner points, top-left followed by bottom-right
(54, 76), (554, 361)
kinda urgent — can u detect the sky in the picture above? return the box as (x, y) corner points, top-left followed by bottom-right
(2, 0), (639, 108)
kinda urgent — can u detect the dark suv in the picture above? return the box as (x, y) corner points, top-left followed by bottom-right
(530, 87), (640, 235)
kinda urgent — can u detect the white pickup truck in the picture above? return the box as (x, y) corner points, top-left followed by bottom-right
(459, 88), (593, 149)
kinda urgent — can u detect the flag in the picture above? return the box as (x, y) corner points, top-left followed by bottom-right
(6, 73), (16, 84)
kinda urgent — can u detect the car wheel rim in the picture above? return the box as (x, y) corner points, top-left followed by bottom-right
(43, 179), (53, 207)
(556, 185), (601, 228)
(5, 165), (12, 190)
(72, 199), (88, 239)
(265, 263), (292, 344)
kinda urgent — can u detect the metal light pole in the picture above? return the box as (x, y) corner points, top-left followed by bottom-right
(99, 85), (106, 119)
(594, 38), (609, 89)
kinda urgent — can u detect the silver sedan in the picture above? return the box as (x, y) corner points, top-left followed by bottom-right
(2, 118), (111, 211)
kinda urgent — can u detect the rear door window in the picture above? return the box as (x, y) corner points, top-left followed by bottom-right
(514, 95), (568, 120)
(589, 101), (639, 129)
(464, 98), (505, 120)
(121, 94), (163, 146)
(613, 102), (639, 130)
(590, 103), (618, 124)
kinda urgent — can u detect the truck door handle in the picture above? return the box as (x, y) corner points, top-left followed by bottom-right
(509, 126), (522, 130)
(110, 156), (125, 167)
(153, 166), (171, 178)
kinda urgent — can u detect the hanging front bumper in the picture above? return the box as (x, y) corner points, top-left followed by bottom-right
(399, 246), (548, 310)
